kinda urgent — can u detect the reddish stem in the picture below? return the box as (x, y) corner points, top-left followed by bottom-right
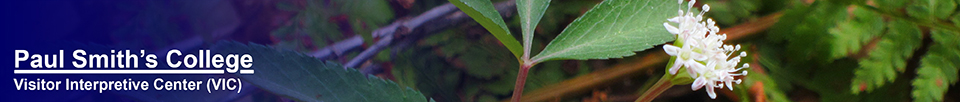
(636, 76), (673, 102)
(511, 64), (533, 102)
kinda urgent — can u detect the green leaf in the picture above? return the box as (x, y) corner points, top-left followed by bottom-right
(874, 0), (909, 11)
(341, 0), (394, 45)
(423, 29), (517, 79)
(485, 73), (517, 95)
(449, 0), (524, 59)
(703, 0), (763, 26)
(807, 59), (860, 102)
(341, 0), (395, 25)
(392, 46), (463, 101)
(531, 0), (676, 62)
(461, 44), (517, 79)
(828, 7), (884, 59)
(851, 20), (922, 93)
(953, 12), (960, 26)
(212, 42), (430, 102)
(906, 0), (957, 20)
(766, 1), (848, 63)
(271, 0), (395, 51)
(912, 29), (960, 102)
(517, 0), (551, 59)
(354, 19), (375, 45)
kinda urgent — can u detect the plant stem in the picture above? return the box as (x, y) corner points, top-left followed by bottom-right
(635, 75), (674, 102)
(511, 64), (533, 102)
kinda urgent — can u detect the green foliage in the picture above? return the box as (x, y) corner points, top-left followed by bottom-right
(828, 7), (884, 59)
(907, 0), (958, 20)
(803, 59), (860, 101)
(517, 0), (551, 59)
(851, 20), (921, 93)
(912, 29), (960, 102)
(755, 41), (796, 91)
(272, 0), (394, 51)
(420, 30), (518, 79)
(763, 0), (960, 101)
(343, 0), (395, 45)
(766, 1), (848, 63)
(702, 0), (763, 26)
(954, 12), (960, 26)
(874, 0), (909, 11)
(338, 0), (395, 25)
(391, 48), (463, 101)
(460, 44), (519, 79)
(759, 51), (864, 101)
(448, 0), (524, 59)
(530, 0), (676, 62)
(212, 42), (430, 102)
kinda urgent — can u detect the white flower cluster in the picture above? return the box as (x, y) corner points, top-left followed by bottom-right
(661, 0), (749, 99)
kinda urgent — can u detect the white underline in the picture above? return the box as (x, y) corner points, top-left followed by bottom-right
(239, 70), (254, 74)
(14, 70), (227, 74)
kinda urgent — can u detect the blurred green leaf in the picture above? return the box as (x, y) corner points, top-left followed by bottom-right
(461, 44), (517, 79)
(343, 0), (394, 45)
(392, 47), (463, 101)
(829, 7), (884, 59)
(484, 73), (516, 95)
(531, 0), (676, 62)
(807, 59), (860, 101)
(906, 0), (957, 20)
(477, 94), (498, 102)
(755, 39), (799, 91)
(912, 29), (960, 102)
(953, 12), (960, 26)
(340, 0), (395, 25)
(766, 1), (848, 63)
(354, 19), (375, 45)
(272, 0), (394, 51)
(858, 71), (913, 102)
(449, 0), (524, 59)
(874, 0), (909, 11)
(825, 0), (864, 5)
(851, 20), (921, 93)
(423, 29), (517, 79)
(703, 0), (762, 26)
(213, 42), (430, 102)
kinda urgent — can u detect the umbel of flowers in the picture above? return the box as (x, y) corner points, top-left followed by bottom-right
(660, 0), (749, 99)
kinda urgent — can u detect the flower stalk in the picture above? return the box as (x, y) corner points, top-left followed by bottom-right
(511, 63), (534, 102)
(636, 75), (675, 102)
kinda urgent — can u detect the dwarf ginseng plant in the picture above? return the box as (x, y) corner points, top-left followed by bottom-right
(448, 0), (749, 101)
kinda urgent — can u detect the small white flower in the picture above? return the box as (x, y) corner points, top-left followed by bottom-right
(663, 39), (707, 75)
(689, 46), (748, 99)
(662, 0), (749, 99)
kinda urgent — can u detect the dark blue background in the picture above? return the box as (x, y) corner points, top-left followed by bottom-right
(2, 1), (250, 101)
